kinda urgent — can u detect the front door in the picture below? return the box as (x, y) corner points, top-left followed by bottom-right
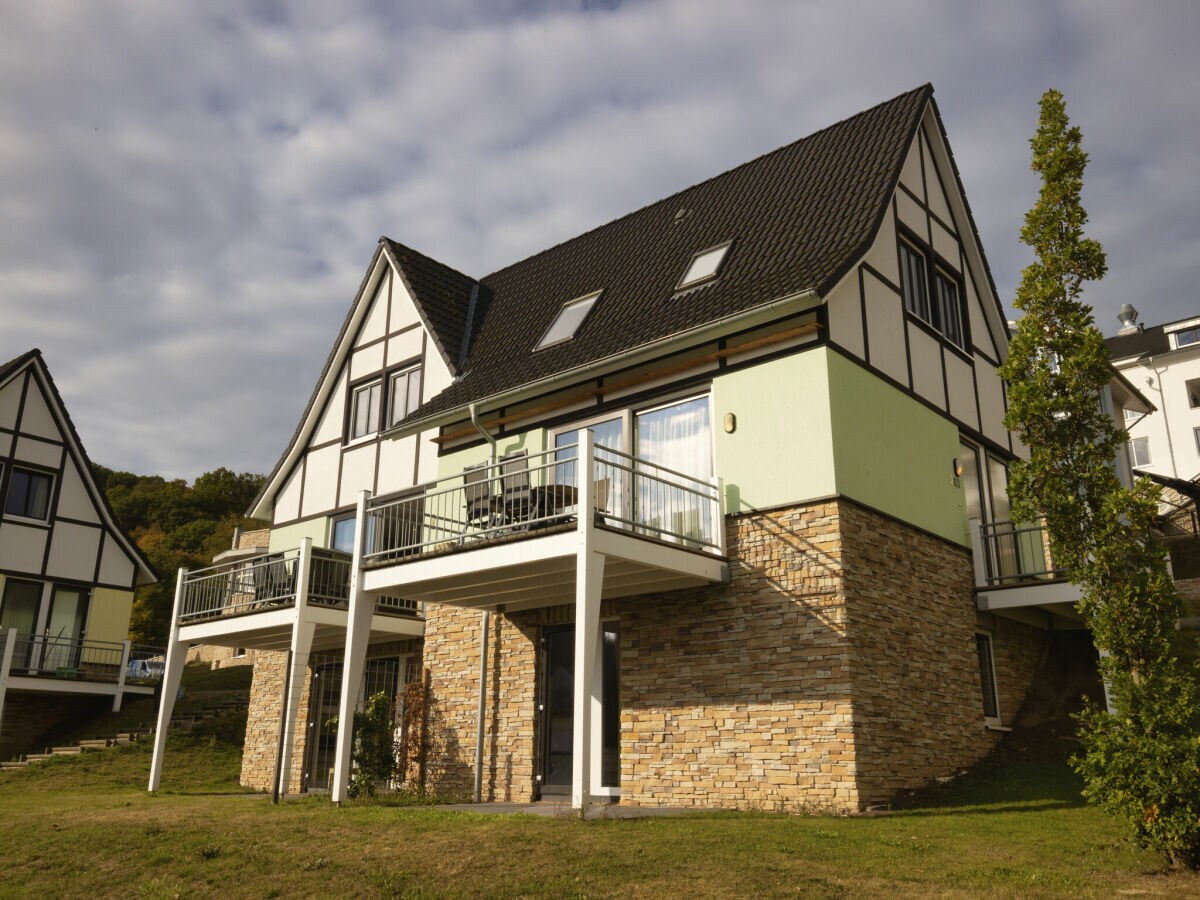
(539, 623), (620, 796)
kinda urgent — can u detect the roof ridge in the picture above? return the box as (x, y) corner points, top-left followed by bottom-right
(379, 236), (478, 284)
(479, 84), (933, 283)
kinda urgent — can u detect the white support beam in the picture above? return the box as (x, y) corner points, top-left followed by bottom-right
(332, 491), (374, 804)
(276, 617), (316, 799)
(571, 430), (604, 811)
(112, 640), (132, 713)
(148, 569), (188, 792)
(0, 628), (16, 738)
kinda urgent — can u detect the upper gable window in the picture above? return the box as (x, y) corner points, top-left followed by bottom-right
(676, 242), (731, 291)
(5, 467), (53, 520)
(900, 237), (967, 350)
(388, 365), (423, 427)
(536, 291), (602, 350)
(350, 380), (382, 440)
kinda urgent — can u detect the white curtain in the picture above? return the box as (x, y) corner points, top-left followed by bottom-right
(635, 397), (712, 541)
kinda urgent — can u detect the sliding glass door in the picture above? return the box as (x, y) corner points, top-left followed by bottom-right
(635, 396), (713, 544)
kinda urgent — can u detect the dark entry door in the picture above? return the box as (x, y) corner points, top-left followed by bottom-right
(539, 623), (620, 796)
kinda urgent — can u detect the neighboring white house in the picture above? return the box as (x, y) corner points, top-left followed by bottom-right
(1106, 306), (1200, 482)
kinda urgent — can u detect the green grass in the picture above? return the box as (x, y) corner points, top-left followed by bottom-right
(1, 729), (1197, 899)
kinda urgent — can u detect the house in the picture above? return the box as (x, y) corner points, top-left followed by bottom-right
(0, 350), (159, 760)
(1105, 306), (1200, 482)
(148, 85), (1149, 812)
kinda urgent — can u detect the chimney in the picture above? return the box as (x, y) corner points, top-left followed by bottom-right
(1116, 303), (1141, 335)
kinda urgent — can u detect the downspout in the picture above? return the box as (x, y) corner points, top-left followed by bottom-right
(469, 402), (495, 803)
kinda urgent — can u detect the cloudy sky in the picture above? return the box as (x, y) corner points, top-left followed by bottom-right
(1, 1), (1197, 480)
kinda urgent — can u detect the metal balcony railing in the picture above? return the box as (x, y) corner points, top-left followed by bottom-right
(976, 519), (1063, 587)
(178, 545), (419, 624)
(3, 632), (164, 685)
(362, 442), (724, 565)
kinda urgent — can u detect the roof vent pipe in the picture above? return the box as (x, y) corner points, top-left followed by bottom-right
(1117, 303), (1141, 335)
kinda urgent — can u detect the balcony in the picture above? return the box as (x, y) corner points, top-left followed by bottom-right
(174, 544), (424, 652)
(0, 631), (162, 713)
(358, 440), (728, 610)
(970, 519), (1082, 619)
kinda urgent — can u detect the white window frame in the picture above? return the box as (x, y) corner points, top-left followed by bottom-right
(349, 378), (383, 442)
(898, 237), (932, 324)
(1130, 436), (1152, 468)
(1186, 377), (1200, 410)
(934, 266), (965, 349)
(976, 630), (1001, 726)
(387, 364), (423, 428)
(676, 242), (731, 291)
(3, 465), (55, 523)
(536, 291), (603, 350)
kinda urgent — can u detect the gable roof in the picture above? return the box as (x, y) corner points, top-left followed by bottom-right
(0, 350), (157, 586)
(1106, 325), (1170, 361)
(399, 84), (932, 426)
(381, 239), (478, 374)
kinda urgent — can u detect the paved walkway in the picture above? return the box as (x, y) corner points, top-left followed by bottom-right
(433, 800), (700, 819)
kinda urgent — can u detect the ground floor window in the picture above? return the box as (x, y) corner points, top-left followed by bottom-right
(976, 632), (1000, 724)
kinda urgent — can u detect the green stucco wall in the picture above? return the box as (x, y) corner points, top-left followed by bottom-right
(826, 350), (967, 545)
(712, 349), (838, 514)
(268, 518), (330, 553)
(436, 429), (549, 479)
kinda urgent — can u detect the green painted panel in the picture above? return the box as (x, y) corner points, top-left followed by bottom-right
(268, 518), (329, 553)
(827, 351), (967, 545)
(712, 349), (837, 513)
(84, 587), (133, 644)
(436, 429), (548, 480)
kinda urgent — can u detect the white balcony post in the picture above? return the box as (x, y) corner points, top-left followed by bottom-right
(712, 475), (726, 555)
(0, 628), (17, 738)
(276, 539), (314, 799)
(113, 640), (132, 713)
(332, 490), (375, 804)
(572, 431), (605, 811)
(967, 518), (988, 587)
(148, 568), (188, 792)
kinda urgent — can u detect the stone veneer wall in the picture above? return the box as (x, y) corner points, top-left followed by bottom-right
(239, 649), (309, 793)
(977, 611), (1049, 728)
(415, 497), (1051, 813)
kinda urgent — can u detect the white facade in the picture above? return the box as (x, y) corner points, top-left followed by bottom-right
(1110, 315), (1200, 481)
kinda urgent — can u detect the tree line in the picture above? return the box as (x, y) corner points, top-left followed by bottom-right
(91, 465), (266, 646)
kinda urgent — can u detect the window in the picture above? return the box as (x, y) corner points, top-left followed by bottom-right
(1187, 378), (1200, 409)
(1172, 326), (1200, 348)
(676, 242), (730, 290)
(1130, 436), (1151, 468)
(331, 515), (357, 554)
(350, 380), (382, 440)
(899, 239), (931, 323)
(537, 291), (602, 350)
(5, 467), (53, 520)
(1194, 426), (1200, 458)
(934, 269), (965, 348)
(976, 633), (1000, 723)
(1123, 407), (1140, 423)
(388, 366), (423, 427)
(233, 648), (246, 659)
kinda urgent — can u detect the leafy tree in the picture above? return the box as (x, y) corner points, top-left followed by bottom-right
(92, 464), (266, 645)
(1001, 89), (1200, 869)
(327, 691), (397, 798)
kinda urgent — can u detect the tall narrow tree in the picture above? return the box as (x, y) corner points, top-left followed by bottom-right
(1001, 89), (1199, 869)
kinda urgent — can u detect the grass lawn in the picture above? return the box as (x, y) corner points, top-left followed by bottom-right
(1, 721), (1197, 900)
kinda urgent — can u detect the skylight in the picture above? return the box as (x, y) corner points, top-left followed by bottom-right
(677, 242), (731, 290)
(536, 291), (602, 350)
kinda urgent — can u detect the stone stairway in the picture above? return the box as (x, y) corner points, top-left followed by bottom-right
(0, 701), (246, 772)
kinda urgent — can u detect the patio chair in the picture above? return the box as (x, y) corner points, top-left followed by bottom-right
(464, 463), (498, 531)
(501, 451), (535, 524)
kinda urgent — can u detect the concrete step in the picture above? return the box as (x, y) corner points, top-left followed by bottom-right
(79, 739), (112, 749)
(51, 747), (82, 756)
(0, 761), (29, 769)
(23, 753), (52, 762)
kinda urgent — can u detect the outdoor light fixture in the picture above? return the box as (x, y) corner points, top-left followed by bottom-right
(724, 413), (736, 433)
(953, 458), (964, 478)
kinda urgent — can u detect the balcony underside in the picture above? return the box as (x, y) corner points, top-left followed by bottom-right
(4, 678), (155, 699)
(976, 578), (1085, 627)
(177, 604), (424, 652)
(360, 525), (728, 612)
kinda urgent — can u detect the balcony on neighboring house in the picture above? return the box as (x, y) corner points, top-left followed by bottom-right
(0, 630), (164, 735)
(969, 518), (1083, 622)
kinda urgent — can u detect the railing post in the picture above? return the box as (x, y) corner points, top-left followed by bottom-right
(113, 640), (132, 713)
(0, 628), (17, 739)
(967, 518), (988, 588)
(712, 475), (726, 556)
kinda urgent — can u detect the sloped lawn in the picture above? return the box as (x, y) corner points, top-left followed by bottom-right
(0, 725), (1195, 898)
